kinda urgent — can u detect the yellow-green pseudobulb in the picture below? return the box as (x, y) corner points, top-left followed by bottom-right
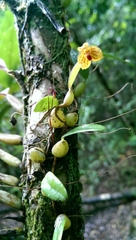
(52, 139), (69, 158)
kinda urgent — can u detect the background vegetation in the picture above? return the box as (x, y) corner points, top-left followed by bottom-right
(67, 0), (136, 197)
(0, 0), (136, 237)
(0, 7), (22, 184)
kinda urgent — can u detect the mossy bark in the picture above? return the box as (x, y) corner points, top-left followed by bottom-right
(5, 0), (84, 239)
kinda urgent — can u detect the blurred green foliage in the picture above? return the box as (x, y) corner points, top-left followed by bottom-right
(0, 7), (20, 91)
(67, 0), (136, 196)
(0, 7), (22, 186)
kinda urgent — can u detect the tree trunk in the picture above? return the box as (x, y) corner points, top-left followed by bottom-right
(4, 0), (84, 239)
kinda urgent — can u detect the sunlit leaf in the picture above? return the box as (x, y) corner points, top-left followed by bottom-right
(34, 96), (59, 112)
(0, 9), (20, 89)
(62, 123), (105, 138)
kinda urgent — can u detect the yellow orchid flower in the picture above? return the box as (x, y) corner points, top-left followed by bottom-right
(77, 42), (103, 69)
(68, 42), (103, 88)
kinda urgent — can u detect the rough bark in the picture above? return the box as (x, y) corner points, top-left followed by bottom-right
(4, 0), (84, 239)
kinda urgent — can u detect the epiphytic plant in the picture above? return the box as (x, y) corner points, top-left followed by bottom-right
(0, 40), (103, 239)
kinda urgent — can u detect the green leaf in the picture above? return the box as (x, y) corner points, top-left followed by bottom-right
(0, 9), (20, 90)
(79, 68), (89, 80)
(34, 96), (59, 112)
(41, 172), (68, 202)
(62, 123), (105, 138)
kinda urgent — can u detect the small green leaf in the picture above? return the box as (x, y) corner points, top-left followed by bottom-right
(62, 123), (105, 138)
(80, 68), (89, 80)
(34, 96), (59, 112)
(41, 172), (68, 202)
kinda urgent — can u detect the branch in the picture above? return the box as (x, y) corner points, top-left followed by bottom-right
(82, 190), (136, 214)
(82, 191), (136, 205)
(82, 191), (136, 206)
